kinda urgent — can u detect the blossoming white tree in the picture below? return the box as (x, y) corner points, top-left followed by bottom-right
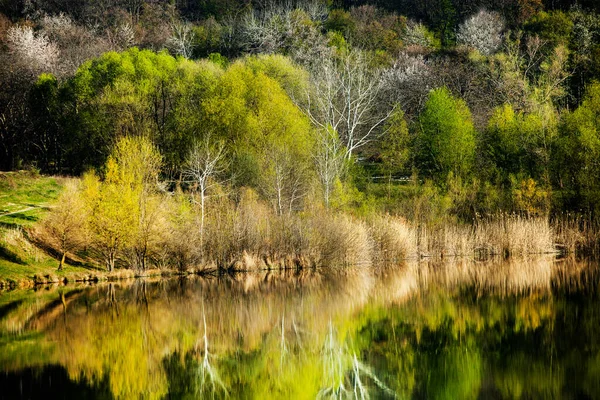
(457, 9), (505, 56)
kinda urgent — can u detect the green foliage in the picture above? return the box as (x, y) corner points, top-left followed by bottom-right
(208, 52), (228, 67)
(325, 9), (355, 36)
(484, 103), (556, 182)
(525, 11), (574, 46)
(201, 59), (315, 196)
(7, 3), (600, 223)
(192, 18), (224, 58)
(241, 54), (309, 100)
(415, 88), (476, 181)
(380, 108), (410, 177)
(554, 82), (600, 212)
(78, 136), (163, 271)
(65, 48), (186, 171)
(510, 175), (550, 216)
(431, 0), (457, 47)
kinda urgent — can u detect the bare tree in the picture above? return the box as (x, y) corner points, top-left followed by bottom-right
(237, 0), (329, 61)
(314, 126), (346, 207)
(183, 137), (228, 251)
(262, 147), (310, 215)
(457, 9), (505, 56)
(167, 20), (196, 58)
(239, 9), (287, 54)
(303, 50), (393, 160)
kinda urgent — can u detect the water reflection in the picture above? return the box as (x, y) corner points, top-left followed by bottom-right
(0, 258), (599, 399)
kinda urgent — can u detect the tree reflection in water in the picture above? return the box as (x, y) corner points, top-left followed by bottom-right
(0, 257), (599, 399)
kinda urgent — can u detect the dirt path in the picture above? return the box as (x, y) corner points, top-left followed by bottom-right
(0, 206), (38, 218)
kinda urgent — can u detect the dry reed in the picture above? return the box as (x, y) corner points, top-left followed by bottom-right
(369, 215), (418, 263)
(37, 184), (563, 272)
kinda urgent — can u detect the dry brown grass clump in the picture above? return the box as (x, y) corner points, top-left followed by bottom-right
(475, 216), (555, 257)
(422, 224), (475, 257)
(369, 215), (418, 263)
(308, 213), (373, 268)
(552, 214), (600, 256)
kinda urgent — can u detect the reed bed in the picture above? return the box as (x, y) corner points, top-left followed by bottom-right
(552, 213), (600, 256)
(474, 216), (555, 257)
(37, 185), (564, 272)
(369, 215), (418, 263)
(417, 216), (556, 260)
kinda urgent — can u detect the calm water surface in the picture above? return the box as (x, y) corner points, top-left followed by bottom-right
(1, 257), (599, 399)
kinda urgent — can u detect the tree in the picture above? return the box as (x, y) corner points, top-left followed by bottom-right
(110, 136), (163, 270)
(43, 180), (88, 270)
(380, 52), (432, 118)
(303, 50), (393, 160)
(553, 82), (600, 211)
(63, 48), (185, 172)
(431, 0), (457, 47)
(314, 125), (346, 207)
(485, 103), (557, 183)
(167, 20), (196, 58)
(488, 34), (572, 112)
(6, 25), (59, 77)
(415, 87), (476, 181)
(82, 168), (135, 272)
(82, 136), (161, 271)
(347, 5), (406, 55)
(524, 10), (573, 47)
(40, 13), (111, 78)
(235, 1), (329, 66)
(261, 131), (314, 215)
(457, 9), (505, 56)
(202, 58), (315, 205)
(183, 137), (228, 252)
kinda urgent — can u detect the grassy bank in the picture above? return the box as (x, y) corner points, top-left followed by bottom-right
(0, 172), (96, 288)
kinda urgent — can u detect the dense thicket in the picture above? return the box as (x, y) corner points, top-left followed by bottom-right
(3, 0), (600, 223)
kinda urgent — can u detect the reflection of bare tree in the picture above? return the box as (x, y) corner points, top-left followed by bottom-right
(4, 259), (598, 399)
(192, 305), (228, 397)
(107, 283), (120, 317)
(318, 321), (393, 399)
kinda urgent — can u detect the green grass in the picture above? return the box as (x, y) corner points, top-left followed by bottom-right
(0, 257), (92, 287)
(0, 171), (63, 228)
(0, 172), (95, 288)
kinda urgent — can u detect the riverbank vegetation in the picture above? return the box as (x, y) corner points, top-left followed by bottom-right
(3, 1), (600, 273)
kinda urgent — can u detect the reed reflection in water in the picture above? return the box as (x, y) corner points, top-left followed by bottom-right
(0, 257), (599, 399)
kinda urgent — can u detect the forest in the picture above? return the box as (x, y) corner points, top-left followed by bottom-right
(2, 0), (600, 272)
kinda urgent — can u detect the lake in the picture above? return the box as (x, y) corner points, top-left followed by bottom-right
(1, 257), (599, 399)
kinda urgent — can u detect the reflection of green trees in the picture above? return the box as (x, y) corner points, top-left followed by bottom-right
(421, 346), (481, 400)
(1, 263), (600, 399)
(493, 353), (563, 399)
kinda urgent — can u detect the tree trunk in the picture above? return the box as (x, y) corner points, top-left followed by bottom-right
(200, 188), (205, 255)
(107, 250), (115, 272)
(58, 251), (66, 271)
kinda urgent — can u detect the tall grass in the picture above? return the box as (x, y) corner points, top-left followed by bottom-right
(369, 215), (418, 262)
(552, 213), (600, 256)
(36, 183), (562, 272)
(417, 216), (556, 259)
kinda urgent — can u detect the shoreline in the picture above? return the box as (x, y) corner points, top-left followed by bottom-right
(0, 250), (572, 292)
